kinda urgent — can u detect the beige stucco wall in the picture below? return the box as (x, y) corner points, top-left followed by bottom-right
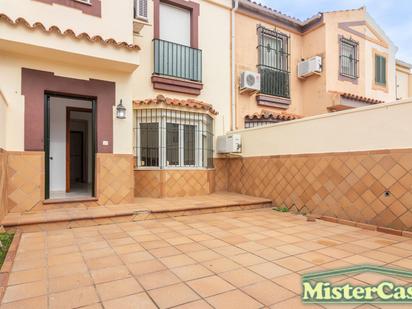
(234, 12), (304, 129)
(232, 99), (412, 157)
(133, 0), (232, 142)
(396, 65), (411, 100)
(0, 91), (7, 150)
(0, 52), (135, 154)
(0, 0), (134, 43)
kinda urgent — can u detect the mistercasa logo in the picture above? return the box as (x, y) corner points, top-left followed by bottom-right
(302, 265), (412, 304)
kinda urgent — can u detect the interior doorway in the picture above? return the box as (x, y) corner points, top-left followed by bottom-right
(44, 94), (96, 201)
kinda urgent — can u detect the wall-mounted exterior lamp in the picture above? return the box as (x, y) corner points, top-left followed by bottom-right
(116, 99), (126, 119)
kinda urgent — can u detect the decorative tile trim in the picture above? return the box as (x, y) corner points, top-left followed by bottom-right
(0, 13), (139, 51)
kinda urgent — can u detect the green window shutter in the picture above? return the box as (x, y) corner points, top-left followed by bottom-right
(375, 55), (386, 85)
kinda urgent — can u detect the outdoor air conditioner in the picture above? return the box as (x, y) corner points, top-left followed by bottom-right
(134, 0), (148, 21)
(240, 71), (260, 93)
(298, 56), (322, 78)
(217, 135), (242, 154)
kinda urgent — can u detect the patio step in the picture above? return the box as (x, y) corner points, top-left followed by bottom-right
(1, 193), (273, 232)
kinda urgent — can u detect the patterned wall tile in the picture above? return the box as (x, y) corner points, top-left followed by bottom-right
(224, 150), (412, 231)
(7, 152), (43, 213)
(97, 154), (134, 205)
(134, 169), (215, 198)
(0, 150), (7, 219)
(134, 170), (162, 198)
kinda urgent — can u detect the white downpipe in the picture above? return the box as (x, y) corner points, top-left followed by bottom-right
(231, 0), (239, 131)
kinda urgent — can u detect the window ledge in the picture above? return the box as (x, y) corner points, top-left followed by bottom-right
(256, 94), (291, 109)
(151, 75), (203, 95)
(135, 167), (215, 171)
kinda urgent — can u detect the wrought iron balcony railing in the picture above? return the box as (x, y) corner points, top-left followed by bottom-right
(153, 39), (202, 83)
(258, 65), (290, 98)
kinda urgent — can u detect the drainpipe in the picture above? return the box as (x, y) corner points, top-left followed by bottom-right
(231, 0), (239, 131)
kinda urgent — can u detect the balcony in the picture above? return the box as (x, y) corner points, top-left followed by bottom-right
(152, 39), (203, 95)
(256, 66), (291, 109)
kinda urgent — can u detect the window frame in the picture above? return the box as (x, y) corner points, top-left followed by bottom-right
(153, 0), (200, 49)
(339, 36), (359, 80)
(135, 109), (213, 170)
(257, 25), (291, 99)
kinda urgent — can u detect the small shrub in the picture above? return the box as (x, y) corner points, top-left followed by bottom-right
(0, 233), (14, 268)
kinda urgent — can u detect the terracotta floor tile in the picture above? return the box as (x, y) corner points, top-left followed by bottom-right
(295, 252), (334, 266)
(7, 268), (47, 286)
(213, 245), (245, 257)
(188, 249), (222, 262)
(90, 265), (131, 284)
(128, 259), (167, 276)
(270, 296), (324, 308)
(202, 257), (242, 273)
(173, 299), (213, 309)
(187, 275), (235, 297)
(112, 243), (145, 255)
(254, 248), (288, 261)
(0, 296), (48, 309)
(274, 256), (315, 271)
(86, 255), (123, 270)
(248, 262), (291, 279)
(120, 250), (154, 264)
(219, 268), (265, 287)
(2, 281), (47, 303)
(96, 277), (143, 301)
(138, 270), (181, 290)
(206, 289), (263, 309)
(148, 283), (200, 309)
(48, 286), (99, 309)
(160, 254), (196, 268)
(171, 264), (213, 281)
(148, 246), (181, 258)
(102, 292), (157, 309)
(272, 272), (303, 294)
(230, 253), (266, 266)
(242, 280), (296, 306)
(175, 242), (206, 253)
(48, 272), (93, 293)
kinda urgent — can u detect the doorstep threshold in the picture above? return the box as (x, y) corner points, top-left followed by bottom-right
(43, 197), (98, 205)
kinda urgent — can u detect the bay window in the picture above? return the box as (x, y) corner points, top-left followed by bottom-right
(135, 109), (213, 168)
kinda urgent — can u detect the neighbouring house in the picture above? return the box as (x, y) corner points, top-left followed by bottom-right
(234, 1), (400, 129)
(396, 59), (412, 100)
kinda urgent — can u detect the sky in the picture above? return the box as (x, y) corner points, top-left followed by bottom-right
(257, 0), (412, 64)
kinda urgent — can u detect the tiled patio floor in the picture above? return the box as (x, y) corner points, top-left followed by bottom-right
(2, 208), (412, 308)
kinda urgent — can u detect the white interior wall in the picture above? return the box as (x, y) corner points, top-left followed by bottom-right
(49, 97), (92, 192)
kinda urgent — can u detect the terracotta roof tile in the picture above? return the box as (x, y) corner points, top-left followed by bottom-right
(245, 109), (302, 121)
(341, 93), (385, 104)
(0, 13), (140, 51)
(133, 95), (218, 115)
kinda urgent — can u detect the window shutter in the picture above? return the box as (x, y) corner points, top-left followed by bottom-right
(135, 0), (148, 20)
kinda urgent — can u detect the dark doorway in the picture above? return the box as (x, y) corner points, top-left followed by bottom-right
(44, 94), (96, 201)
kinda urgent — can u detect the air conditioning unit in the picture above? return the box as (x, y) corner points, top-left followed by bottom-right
(217, 135), (242, 154)
(298, 56), (322, 78)
(240, 71), (260, 93)
(134, 0), (148, 21)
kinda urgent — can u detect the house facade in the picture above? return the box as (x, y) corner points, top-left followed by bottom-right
(396, 59), (412, 100)
(0, 0), (232, 217)
(0, 0), (409, 219)
(234, 2), (399, 129)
